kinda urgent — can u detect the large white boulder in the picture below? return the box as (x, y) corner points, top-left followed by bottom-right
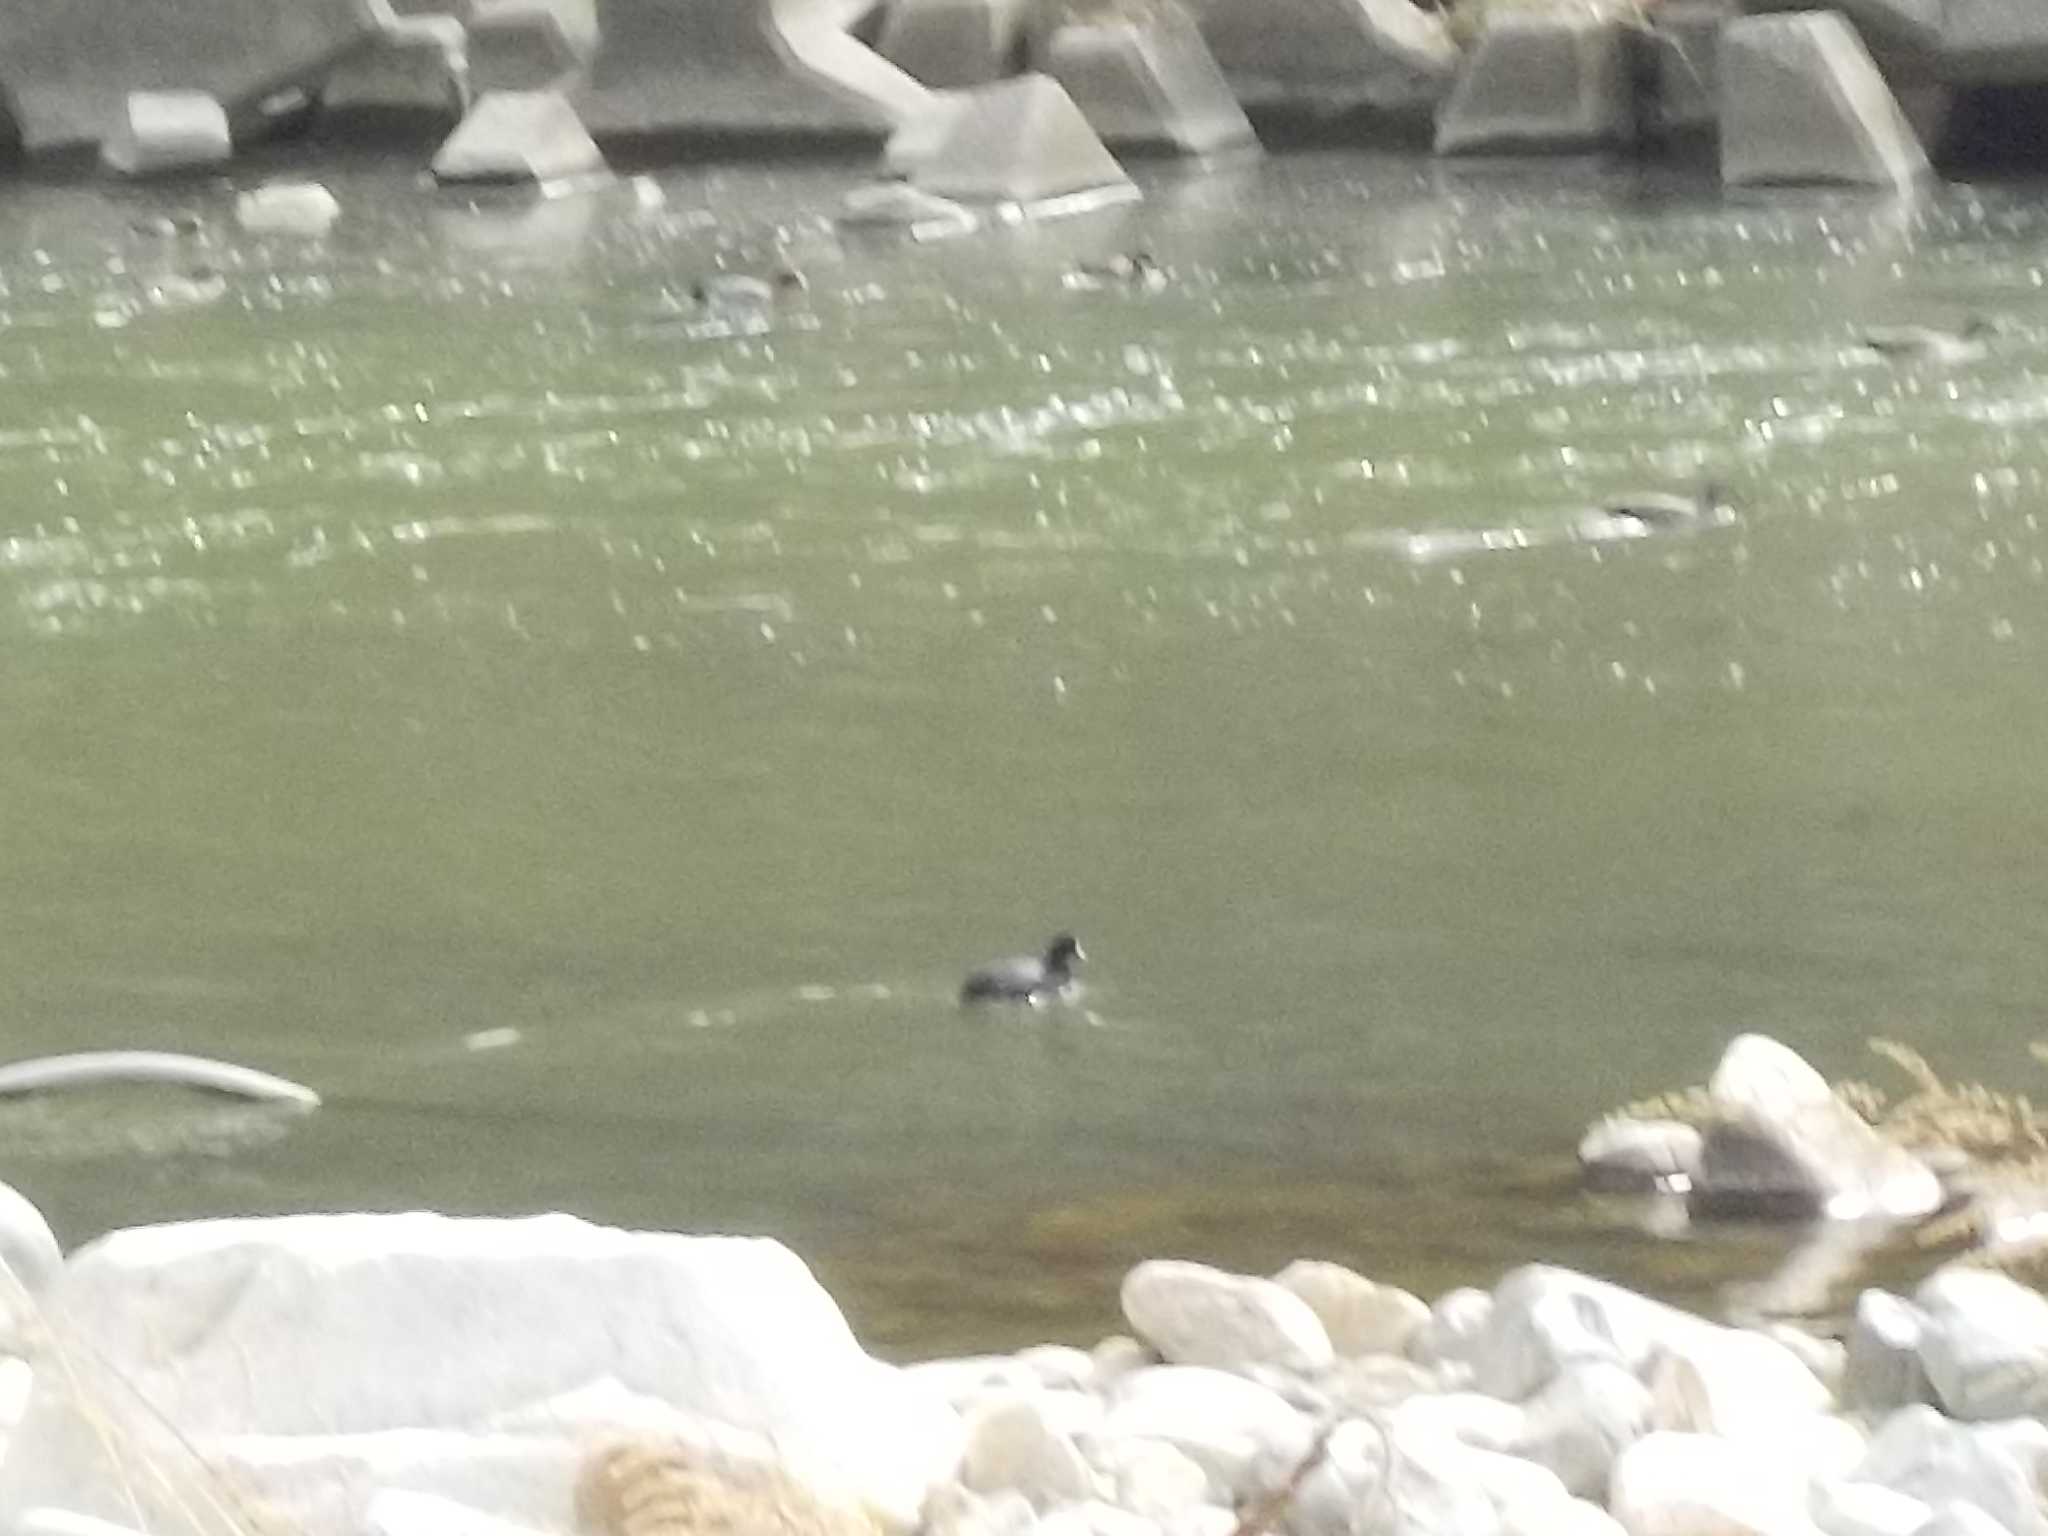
(431, 88), (605, 181)
(1121, 1261), (1334, 1377)
(911, 73), (1134, 204)
(1608, 1431), (1812, 1536)
(0, 1214), (962, 1534)
(1843, 1292), (1933, 1415)
(1692, 1035), (1940, 1221)
(1099, 1366), (1311, 1500)
(1039, 3), (1256, 157)
(960, 1392), (1098, 1508)
(1272, 1261), (1428, 1359)
(1719, 13), (1932, 191)
(1472, 1266), (1717, 1402)
(1434, 10), (1634, 155)
(99, 90), (231, 176)
(1646, 1328), (1831, 1442)
(1408, 1285), (1492, 1372)
(1578, 1120), (1705, 1195)
(1187, 0), (1456, 118)
(1853, 1406), (2047, 1536)
(0, 1183), (60, 1303)
(1512, 1360), (1652, 1500)
(1911, 1269), (2048, 1420)
(1809, 1479), (1932, 1536)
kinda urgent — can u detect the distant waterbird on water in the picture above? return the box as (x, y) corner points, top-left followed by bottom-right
(961, 933), (1086, 1006)
(1599, 480), (1734, 531)
(1858, 317), (1995, 364)
(688, 267), (808, 313)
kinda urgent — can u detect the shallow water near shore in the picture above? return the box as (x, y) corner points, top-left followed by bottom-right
(3, 149), (2048, 1354)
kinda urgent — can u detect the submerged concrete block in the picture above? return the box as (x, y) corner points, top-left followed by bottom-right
(431, 87), (605, 181)
(0, 0), (378, 157)
(1434, 11), (1634, 154)
(99, 90), (232, 175)
(1188, 0), (1457, 117)
(1720, 12), (1930, 189)
(1042, 1), (1256, 155)
(468, 0), (597, 92)
(911, 72), (1133, 203)
(876, 0), (1031, 88)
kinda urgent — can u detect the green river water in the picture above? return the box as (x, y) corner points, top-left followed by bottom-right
(2, 150), (2047, 1354)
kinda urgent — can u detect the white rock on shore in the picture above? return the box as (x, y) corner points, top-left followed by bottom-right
(5, 1194), (2048, 1536)
(1122, 1259), (1334, 1376)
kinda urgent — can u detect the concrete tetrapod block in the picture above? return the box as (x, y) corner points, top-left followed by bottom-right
(911, 72), (1134, 204)
(877, 0), (1032, 88)
(468, 0), (598, 93)
(431, 88), (606, 181)
(99, 91), (232, 175)
(0, 0), (378, 158)
(572, 0), (924, 144)
(1186, 0), (1457, 118)
(1720, 12), (1931, 190)
(1434, 10), (1634, 155)
(1042, 2), (1257, 156)
(318, 13), (470, 131)
(1740, 0), (1942, 76)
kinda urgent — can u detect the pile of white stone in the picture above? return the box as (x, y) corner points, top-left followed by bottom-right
(0, 1187), (2043, 1536)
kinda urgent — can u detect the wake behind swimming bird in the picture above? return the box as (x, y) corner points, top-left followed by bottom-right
(961, 933), (1086, 1007)
(1353, 481), (1737, 565)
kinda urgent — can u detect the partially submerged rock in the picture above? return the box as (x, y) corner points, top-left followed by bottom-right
(1579, 1119), (1704, 1194)
(1720, 12), (1932, 191)
(0, 1214), (961, 1532)
(1121, 1260), (1334, 1376)
(432, 88), (606, 183)
(236, 179), (343, 235)
(99, 91), (231, 177)
(1433, 10), (1634, 156)
(910, 73), (1135, 207)
(1039, 2), (1257, 157)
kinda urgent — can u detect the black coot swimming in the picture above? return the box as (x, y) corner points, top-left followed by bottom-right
(960, 933), (1085, 1006)
(1602, 480), (1733, 529)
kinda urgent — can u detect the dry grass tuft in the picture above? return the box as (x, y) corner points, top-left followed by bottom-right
(1862, 1039), (2048, 1163)
(577, 1441), (882, 1536)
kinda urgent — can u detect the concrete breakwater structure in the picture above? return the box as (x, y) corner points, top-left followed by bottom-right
(4, 0), (2048, 194)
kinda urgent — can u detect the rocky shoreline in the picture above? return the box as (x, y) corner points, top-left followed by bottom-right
(0, 1179), (2043, 1536)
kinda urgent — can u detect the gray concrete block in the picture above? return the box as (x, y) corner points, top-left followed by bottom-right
(319, 12), (469, 125)
(912, 72), (1133, 202)
(876, 0), (1031, 88)
(573, 0), (922, 142)
(1434, 11), (1634, 155)
(0, 0), (378, 157)
(1187, 0), (1457, 117)
(469, 0), (597, 92)
(431, 86), (606, 180)
(1644, 0), (1734, 139)
(99, 90), (232, 175)
(1042, 2), (1256, 155)
(1720, 11), (1930, 189)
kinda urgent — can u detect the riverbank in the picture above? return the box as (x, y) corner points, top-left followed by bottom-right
(0, 1196), (2040, 1536)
